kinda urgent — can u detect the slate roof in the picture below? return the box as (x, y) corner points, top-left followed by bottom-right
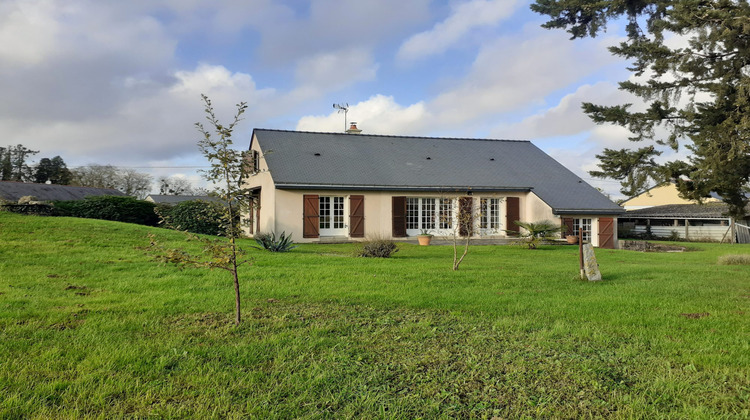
(252, 129), (624, 215)
(623, 203), (735, 219)
(0, 181), (126, 202)
(146, 195), (220, 204)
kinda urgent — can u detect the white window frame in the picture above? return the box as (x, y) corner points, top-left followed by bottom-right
(480, 198), (501, 233)
(406, 197), (455, 236)
(573, 218), (592, 243)
(319, 196), (347, 236)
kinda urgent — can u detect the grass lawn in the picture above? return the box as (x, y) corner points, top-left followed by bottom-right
(1, 212), (748, 419)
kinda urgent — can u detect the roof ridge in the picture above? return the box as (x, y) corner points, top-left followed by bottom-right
(0, 181), (120, 191)
(252, 128), (530, 143)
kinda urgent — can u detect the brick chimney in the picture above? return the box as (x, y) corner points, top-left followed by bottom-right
(346, 122), (362, 134)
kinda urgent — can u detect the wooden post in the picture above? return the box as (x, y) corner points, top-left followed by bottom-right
(731, 218), (736, 244)
(579, 229), (585, 279)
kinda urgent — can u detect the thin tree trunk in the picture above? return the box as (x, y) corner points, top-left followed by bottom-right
(230, 238), (241, 325)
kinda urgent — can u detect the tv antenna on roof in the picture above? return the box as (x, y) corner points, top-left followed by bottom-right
(333, 103), (349, 132)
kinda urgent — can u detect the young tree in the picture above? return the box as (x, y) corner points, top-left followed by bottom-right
(150, 95), (251, 325)
(531, 0), (750, 220)
(442, 196), (499, 271)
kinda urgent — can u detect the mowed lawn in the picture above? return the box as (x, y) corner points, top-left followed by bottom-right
(0, 212), (748, 419)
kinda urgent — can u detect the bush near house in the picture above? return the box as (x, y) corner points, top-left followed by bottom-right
(52, 195), (159, 226)
(157, 200), (225, 235)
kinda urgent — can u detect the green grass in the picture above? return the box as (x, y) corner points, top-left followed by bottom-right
(1, 212), (748, 419)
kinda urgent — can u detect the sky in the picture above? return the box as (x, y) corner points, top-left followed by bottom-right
(1, 0), (658, 199)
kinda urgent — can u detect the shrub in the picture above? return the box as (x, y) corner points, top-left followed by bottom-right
(158, 200), (225, 235)
(354, 237), (399, 258)
(717, 254), (750, 265)
(1, 203), (55, 216)
(253, 231), (297, 252)
(513, 220), (562, 249)
(53, 195), (159, 226)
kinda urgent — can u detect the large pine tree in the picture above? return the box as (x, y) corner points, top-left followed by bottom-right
(531, 0), (750, 219)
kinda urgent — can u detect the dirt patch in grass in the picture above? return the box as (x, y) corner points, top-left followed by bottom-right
(680, 312), (710, 319)
(620, 241), (695, 252)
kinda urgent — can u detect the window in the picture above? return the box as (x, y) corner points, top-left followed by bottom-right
(422, 198), (436, 229)
(480, 198), (500, 230)
(406, 198), (420, 230)
(406, 198), (442, 232)
(573, 218), (592, 242)
(439, 198), (453, 229)
(332, 197), (344, 229)
(320, 196), (331, 229)
(319, 196), (346, 235)
(250, 150), (260, 173)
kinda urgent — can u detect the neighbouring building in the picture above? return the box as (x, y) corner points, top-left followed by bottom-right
(620, 182), (720, 211)
(244, 128), (624, 248)
(0, 181), (125, 202)
(145, 195), (221, 205)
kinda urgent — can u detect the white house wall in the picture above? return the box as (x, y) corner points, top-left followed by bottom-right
(243, 135), (277, 235)
(270, 190), (556, 243)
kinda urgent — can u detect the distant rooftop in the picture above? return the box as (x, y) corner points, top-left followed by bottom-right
(0, 181), (125, 202)
(145, 195), (220, 204)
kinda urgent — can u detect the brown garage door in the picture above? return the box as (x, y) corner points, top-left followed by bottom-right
(598, 217), (615, 249)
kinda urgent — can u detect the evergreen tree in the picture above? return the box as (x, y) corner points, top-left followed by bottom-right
(0, 147), (10, 181)
(531, 0), (750, 219)
(34, 156), (72, 184)
(5, 145), (39, 182)
(589, 146), (662, 197)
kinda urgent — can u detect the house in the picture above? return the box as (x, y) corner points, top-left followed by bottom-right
(618, 182), (750, 242)
(244, 129), (624, 248)
(145, 194), (221, 205)
(0, 181), (125, 203)
(619, 203), (750, 243)
(621, 182), (719, 210)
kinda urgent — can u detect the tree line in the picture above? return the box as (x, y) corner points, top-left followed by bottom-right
(0, 145), (201, 199)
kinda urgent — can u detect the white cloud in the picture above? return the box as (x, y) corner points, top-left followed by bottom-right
(495, 82), (635, 140)
(428, 26), (621, 125)
(294, 49), (378, 94)
(397, 0), (521, 62)
(296, 95), (429, 135)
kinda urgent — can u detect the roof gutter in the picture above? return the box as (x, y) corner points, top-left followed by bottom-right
(275, 183), (533, 193)
(553, 208), (626, 216)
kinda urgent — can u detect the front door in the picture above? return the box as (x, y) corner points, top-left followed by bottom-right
(319, 196), (347, 236)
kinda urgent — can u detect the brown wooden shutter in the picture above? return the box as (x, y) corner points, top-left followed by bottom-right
(598, 217), (615, 249)
(562, 217), (574, 238)
(505, 197), (520, 236)
(349, 195), (365, 238)
(303, 195), (319, 238)
(459, 196), (473, 237)
(392, 196), (407, 237)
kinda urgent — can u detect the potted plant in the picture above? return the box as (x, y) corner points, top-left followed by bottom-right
(417, 229), (433, 246)
(566, 234), (579, 244)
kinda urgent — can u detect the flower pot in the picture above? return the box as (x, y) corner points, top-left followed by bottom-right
(417, 235), (432, 246)
(566, 235), (579, 244)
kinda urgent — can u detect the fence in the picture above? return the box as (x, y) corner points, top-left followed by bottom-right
(737, 224), (750, 244)
(629, 225), (728, 241)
